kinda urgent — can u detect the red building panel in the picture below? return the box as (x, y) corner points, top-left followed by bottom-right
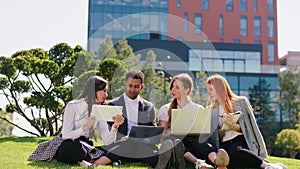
(168, 0), (278, 65)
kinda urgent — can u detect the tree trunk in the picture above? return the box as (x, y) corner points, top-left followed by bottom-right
(289, 150), (297, 159)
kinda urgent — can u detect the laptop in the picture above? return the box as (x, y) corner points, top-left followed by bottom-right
(91, 105), (123, 122)
(128, 125), (164, 144)
(171, 108), (211, 135)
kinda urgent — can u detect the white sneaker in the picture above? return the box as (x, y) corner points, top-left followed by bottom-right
(195, 159), (205, 169)
(79, 160), (96, 168)
(195, 159), (214, 169)
(265, 163), (287, 169)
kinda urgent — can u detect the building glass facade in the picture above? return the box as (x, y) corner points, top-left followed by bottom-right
(88, 0), (283, 127)
(88, 0), (168, 51)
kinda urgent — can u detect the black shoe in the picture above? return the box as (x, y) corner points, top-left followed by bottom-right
(173, 139), (185, 169)
(155, 139), (173, 169)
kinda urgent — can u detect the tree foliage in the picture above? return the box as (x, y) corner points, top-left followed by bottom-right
(275, 129), (300, 158)
(248, 78), (279, 154)
(115, 39), (141, 70)
(249, 79), (273, 128)
(278, 65), (300, 128)
(140, 50), (166, 107)
(95, 37), (143, 99)
(97, 58), (127, 99)
(0, 43), (96, 136)
(0, 108), (13, 136)
(191, 71), (207, 106)
(96, 35), (117, 61)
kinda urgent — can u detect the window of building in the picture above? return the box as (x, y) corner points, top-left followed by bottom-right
(253, 0), (257, 12)
(264, 77), (279, 90)
(254, 40), (261, 44)
(224, 59), (234, 72)
(189, 49), (261, 73)
(234, 39), (241, 43)
(177, 0), (181, 8)
(195, 13), (202, 34)
(189, 50), (203, 71)
(226, 76), (239, 90)
(240, 16), (247, 36)
(218, 50), (233, 59)
(240, 76), (259, 90)
(267, 0), (274, 13)
(213, 59), (223, 72)
(203, 58), (213, 71)
(235, 60), (245, 72)
(245, 52), (261, 73)
(234, 51), (245, 59)
(226, 0), (233, 11)
(202, 0), (209, 10)
(219, 14), (223, 35)
(268, 17), (274, 38)
(268, 41), (275, 62)
(254, 16), (261, 36)
(184, 12), (188, 34)
(240, 0), (247, 12)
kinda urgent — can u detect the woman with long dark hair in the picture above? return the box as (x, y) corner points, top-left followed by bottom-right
(55, 76), (124, 166)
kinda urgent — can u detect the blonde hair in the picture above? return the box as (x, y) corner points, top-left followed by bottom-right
(167, 73), (194, 128)
(206, 74), (237, 113)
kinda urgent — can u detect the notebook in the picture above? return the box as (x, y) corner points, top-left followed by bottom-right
(128, 125), (164, 144)
(221, 111), (241, 131)
(91, 105), (123, 122)
(171, 108), (211, 135)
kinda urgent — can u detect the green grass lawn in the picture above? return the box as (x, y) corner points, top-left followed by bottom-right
(0, 136), (299, 169)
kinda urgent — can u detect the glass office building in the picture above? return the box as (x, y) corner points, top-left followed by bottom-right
(88, 0), (283, 127)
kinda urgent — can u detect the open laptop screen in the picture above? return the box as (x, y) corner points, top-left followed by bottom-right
(128, 125), (164, 144)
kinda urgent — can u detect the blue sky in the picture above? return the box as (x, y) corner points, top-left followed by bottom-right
(0, 0), (299, 57)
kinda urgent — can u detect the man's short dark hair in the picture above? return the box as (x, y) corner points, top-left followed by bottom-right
(125, 69), (144, 84)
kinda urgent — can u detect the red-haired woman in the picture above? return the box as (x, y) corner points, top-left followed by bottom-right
(206, 74), (286, 169)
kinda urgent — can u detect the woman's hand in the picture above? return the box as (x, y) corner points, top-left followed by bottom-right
(222, 113), (234, 126)
(83, 116), (96, 132)
(111, 114), (124, 132)
(222, 113), (241, 131)
(112, 114), (124, 126)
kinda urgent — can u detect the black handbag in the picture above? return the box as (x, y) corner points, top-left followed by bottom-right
(79, 140), (104, 159)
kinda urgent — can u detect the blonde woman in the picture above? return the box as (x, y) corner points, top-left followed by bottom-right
(158, 73), (229, 169)
(206, 74), (286, 169)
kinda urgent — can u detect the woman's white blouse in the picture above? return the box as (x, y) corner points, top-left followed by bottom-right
(62, 98), (116, 145)
(157, 103), (171, 122)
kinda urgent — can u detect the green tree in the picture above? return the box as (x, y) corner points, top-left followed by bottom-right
(248, 78), (279, 154)
(140, 50), (165, 105)
(0, 43), (96, 136)
(275, 129), (300, 158)
(115, 39), (141, 70)
(278, 65), (300, 128)
(97, 58), (127, 99)
(191, 71), (207, 106)
(95, 35), (117, 61)
(249, 79), (273, 128)
(72, 70), (98, 98)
